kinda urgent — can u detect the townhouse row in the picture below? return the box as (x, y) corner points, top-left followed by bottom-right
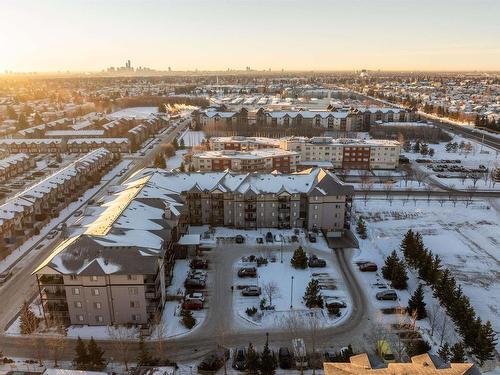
(0, 153), (35, 182)
(0, 149), (116, 259)
(0, 138), (130, 154)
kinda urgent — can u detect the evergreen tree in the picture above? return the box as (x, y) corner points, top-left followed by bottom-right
(158, 103), (168, 113)
(19, 301), (39, 335)
(474, 321), (497, 365)
(137, 335), (153, 366)
(179, 162), (186, 172)
(407, 284), (427, 319)
(245, 342), (260, 375)
(437, 342), (451, 363)
(400, 230), (415, 263)
(73, 336), (89, 370)
(153, 153), (166, 168)
(87, 337), (106, 371)
(172, 138), (179, 150)
(303, 278), (324, 308)
(391, 261), (408, 290)
(412, 140), (421, 153)
(33, 112), (44, 125)
(450, 342), (466, 363)
(6, 105), (17, 120)
(180, 138), (185, 149)
(181, 310), (196, 329)
(356, 217), (367, 239)
(382, 250), (398, 280)
(17, 113), (28, 129)
(290, 246), (308, 269)
(259, 339), (277, 375)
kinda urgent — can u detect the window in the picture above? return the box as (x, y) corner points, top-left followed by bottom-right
(130, 301), (140, 308)
(127, 275), (137, 281)
(72, 288), (80, 295)
(92, 289), (100, 296)
(70, 275), (77, 280)
(90, 276), (98, 281)
(131, 314), (140, 322)
(74, 301), (82, 308)
(128, 287), (138, 295)
(77, 314), (84, 322)
(95, 315), (103, 323)
(314, 205), (318, 210)
(94, 302), (102, 309)
(314, 214), (318, 219)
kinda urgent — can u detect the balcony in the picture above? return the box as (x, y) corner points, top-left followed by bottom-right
(244, 205), (256, 212)
(38, 275), (64, 285)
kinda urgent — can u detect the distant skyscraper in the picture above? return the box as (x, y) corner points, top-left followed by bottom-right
(125, 60), (131, 69)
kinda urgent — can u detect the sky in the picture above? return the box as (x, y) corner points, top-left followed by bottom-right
(0, 0), (499, 72)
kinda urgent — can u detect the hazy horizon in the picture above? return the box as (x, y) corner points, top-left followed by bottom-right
(1, 0), (499, 73)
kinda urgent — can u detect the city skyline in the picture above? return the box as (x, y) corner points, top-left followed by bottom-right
(1, 0), (499, 73)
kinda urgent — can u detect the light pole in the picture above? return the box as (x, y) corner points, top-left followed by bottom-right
(290, 276), (294, 309)
(280, 235), (284, 263)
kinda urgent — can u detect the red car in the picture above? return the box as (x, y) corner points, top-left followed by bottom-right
(182, 299), (204, 310)
(359, 262), (378, 272)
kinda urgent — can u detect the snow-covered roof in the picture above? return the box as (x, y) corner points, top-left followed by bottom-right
(46, 130), (105, 137)
(0, 153), (30, 170)
(0, 138), (62, 145)
(193, 148), (297, 160)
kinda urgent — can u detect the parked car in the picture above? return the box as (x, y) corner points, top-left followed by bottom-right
(182, 299), (203, 310)
(46, 230), (58, 240)
(188, 270), (207, 281)
(241, 286), (261, 296)
(73, 210), (83, 217)
(376, 290), (398, 301)
(232, 347), (247, 370)
(278, 347), (292, 369)
(265, 232), (274, 243)
(359, 262), (378, 272)
(235, 235), (245, 244)
(185, 292), (205, 303)
(238, 267), (257, 278)
(325, 300), (347, 309)
(256, 237), (264, 244)
(308, 233), (317, 243)
(308, 255), (326, 268)
(292, 338), (308, 369)
(185, 278), (206, 289)
(190, 258), (208, 269)
(0, 271), (12, 285)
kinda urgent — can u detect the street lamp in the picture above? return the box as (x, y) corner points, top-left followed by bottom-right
(280, 234), (284, 263)
(290, 276), (294, 309)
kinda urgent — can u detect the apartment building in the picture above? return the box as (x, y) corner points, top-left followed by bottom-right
(0, 153), (35, 182)
(191, 149), (299, 173)
(356, 107), (415, 127)
(34, 174), (185, 326)
(146, 168), (353, 233)
(209, 136), (280, 151)
(280, 137), (401, 170)
(0, 149), (115, 259)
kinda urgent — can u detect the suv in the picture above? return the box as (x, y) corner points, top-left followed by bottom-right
(185, 278), (206, 289)
(308, 233), (317, 243)
(376, 290), (398, 301)
(278, 347), (292, 369)
(359, 262), (378, 272)
(241, 286), (261, 296)
(238, 267), (257, 278)
(182, 299), (203, 310)
(308, 255), (326, 268)
(265, 232), (274, 243)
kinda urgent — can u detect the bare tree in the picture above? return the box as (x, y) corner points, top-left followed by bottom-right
(437, 198), (446, 207)
(262, 281), (281, 308)
(465, 186), (477, 207)
(280, 312), (306, 375)
(107, 325), (138, 371)
(469, 171), (482, 188)
(151, 312), (166, 363)
(413, 169), (427, 187)
(383, 180), (393, 200)
(305, 311), (322, 374)
(47, 326), (68, 368)
(427, 302), (442, 338)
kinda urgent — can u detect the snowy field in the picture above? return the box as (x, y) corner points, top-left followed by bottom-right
(179, 130), (206, 147)
(232, 250), (350, 329)
(166, 150), (188, 171)
(109, 106), (159, 119)
(352, 197), (500, 351)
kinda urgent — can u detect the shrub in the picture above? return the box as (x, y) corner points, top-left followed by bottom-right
(246, 307), (258, 317)
(181, 310), (196, 329)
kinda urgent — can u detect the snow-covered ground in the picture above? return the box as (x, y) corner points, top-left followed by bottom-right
(109, 106), (159, 119)
(166, 150), (188, 171)
(179, 130), (206, 147)
(352, 197), (500, 352)
(231, 248), (350, 329)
